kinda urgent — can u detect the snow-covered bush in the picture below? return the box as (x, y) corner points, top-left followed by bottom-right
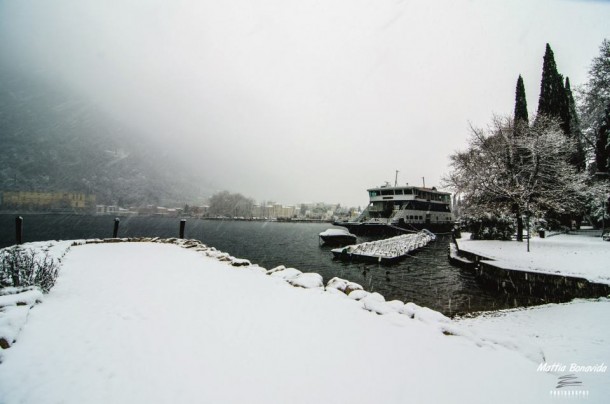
(461, 215), (514, 240)
(0, 247), (59, 293)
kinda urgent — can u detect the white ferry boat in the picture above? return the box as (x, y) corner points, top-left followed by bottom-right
(335, 184), (453, 236)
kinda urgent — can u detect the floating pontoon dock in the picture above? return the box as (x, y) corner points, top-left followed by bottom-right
(331, 230), (436, 264)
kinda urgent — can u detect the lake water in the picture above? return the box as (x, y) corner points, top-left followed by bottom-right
(0, 214), (548, 316)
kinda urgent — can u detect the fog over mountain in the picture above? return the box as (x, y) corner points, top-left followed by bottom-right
(1, 0), (609, 206)
(0, 71), (211, 206)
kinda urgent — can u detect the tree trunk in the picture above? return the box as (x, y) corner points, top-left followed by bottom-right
(514, 206), (523, 241)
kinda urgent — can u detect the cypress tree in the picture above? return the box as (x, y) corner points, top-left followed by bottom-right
(514, 75), (529, 125)
(537, 43), (567, 124)
(538, 44), (582, 226)
(559, 77), (572, 136)
(538, 44), (557, 116)
(512, 75), (529, 240)
(565, 77), (586, 171)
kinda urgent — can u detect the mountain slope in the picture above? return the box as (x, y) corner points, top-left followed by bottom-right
(0, 70), (208, 207)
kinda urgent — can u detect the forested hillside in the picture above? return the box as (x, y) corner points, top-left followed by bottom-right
(0, 70), (206, 207)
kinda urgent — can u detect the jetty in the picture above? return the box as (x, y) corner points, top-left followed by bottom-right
(331, 230), (436, 264)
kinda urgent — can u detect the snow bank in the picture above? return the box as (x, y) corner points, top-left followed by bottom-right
(0, 240), (606, 403)
(0, 240), (610, 404)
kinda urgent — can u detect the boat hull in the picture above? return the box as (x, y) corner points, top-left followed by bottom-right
(319, 234), (357, 246)
(335, 221), (453, 236)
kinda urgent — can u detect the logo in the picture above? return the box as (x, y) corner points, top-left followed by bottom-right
(556, 374), (582, 389)
(537, 362), (606, 399)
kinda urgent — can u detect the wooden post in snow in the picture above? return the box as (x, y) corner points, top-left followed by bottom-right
(15, 216), (23, 245)
(179, 219), (186, 239)
(113, 218), (120, 238)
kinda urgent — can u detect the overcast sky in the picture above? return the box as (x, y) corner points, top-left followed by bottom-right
(1, 0), (609, 207)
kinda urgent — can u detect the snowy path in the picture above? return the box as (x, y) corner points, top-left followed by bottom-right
(456, 233), (610, 285)
(1, 242), (558, 403)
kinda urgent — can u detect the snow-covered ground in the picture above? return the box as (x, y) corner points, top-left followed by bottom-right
(457, 299), (610, 400)
(0, 240), (607, 403)
(456, 232), (610, 285)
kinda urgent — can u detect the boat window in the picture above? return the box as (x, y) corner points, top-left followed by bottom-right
(403, 189), (412, 195)
(395, 189), (403, 195)
(369, 191), (378, 197)
(381, 190), (393, 196)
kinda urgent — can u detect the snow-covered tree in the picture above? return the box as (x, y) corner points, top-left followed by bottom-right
(444, 115), (598, 239)
(565, 77), (587, 171)
(208, 191), (254, 218)
(578, 39), (610, 174)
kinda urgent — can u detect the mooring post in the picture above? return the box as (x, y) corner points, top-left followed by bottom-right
(15, 216), (23, 245)
(113, 218), (120, 238)
(179, 219), (186, 239)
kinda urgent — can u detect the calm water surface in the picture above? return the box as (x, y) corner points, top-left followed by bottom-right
(0, 214), (547, 316)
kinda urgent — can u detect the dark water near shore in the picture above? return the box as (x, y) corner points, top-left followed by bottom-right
(0, 214), (547, 316)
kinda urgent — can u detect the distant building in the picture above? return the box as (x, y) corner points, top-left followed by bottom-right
(96, 205), (137, 216)
(1, 191), (96, 212)
(251, 204), (295, 219)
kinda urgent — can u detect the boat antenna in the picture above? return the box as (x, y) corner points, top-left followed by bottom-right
(394, 170), (399, 187)
(422, 177), (426, 188)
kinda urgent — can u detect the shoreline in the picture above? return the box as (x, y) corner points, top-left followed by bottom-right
(450, 233), (610, 300)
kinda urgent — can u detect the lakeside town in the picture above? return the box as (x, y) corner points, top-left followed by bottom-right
(0, 190), (362, 221)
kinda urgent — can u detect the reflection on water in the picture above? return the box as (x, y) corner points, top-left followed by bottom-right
(1, 214), (549, 316)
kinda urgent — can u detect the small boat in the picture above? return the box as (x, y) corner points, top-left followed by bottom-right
(318, 228), (357, 246)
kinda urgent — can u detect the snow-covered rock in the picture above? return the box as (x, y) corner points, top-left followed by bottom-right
(385, 300), (406, 313)
(230, 258), (251, 267)
(266, 265), (286, 275)
(400, 302), (421, 318)
(326, 277), (363, 295)
(288, 273), (324, 289)
(347, 289), (370, 300)
(269, 267), (302, 280)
